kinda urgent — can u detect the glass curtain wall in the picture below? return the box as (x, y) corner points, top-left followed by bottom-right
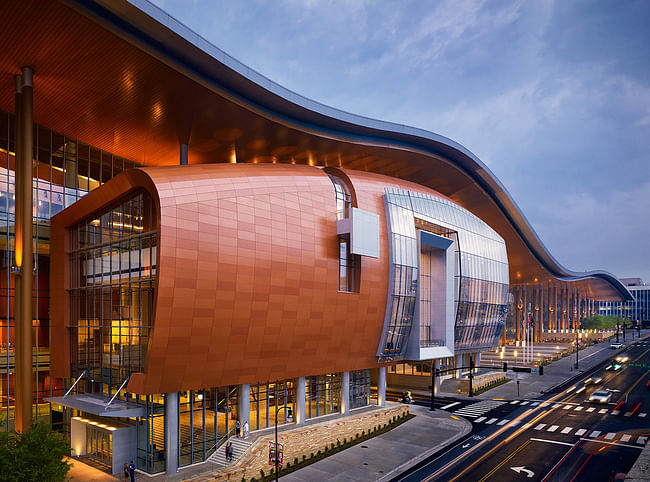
(137, 394), (165, 474)
(380, 188), (509, 358)
(305, 373), (341, 419)
(349, 369), (370, 409)
(69, 192), (156, 395)
(249, 380), (294, 431)
(0, 110), (138, 430)
(177, 387), (236, 469)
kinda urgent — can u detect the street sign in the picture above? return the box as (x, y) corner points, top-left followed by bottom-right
(269, 441), (284, 466)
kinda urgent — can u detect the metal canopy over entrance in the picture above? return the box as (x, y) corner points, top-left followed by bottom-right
(45, 395), (145, 418)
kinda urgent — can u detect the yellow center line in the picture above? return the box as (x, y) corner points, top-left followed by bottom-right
(478, 440), (531, 482)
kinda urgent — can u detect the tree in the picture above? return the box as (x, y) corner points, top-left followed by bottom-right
(0, 421), (71, 481)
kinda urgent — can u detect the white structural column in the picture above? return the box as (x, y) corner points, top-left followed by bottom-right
(475, 352), (481, 373)
(378, 367), (386, 407)
(341, 371), (350, 414)
(165, 392), (179, 475)
(434, 359), (441, 394)
(239, 384), (250, 432)
(296, 377), (306, 424)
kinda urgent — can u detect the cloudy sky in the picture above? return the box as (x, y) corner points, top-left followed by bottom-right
(151, 0), (650, 282)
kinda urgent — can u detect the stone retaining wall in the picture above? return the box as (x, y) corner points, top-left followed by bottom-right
(194, 405), (410, 481)
(459, 371), (506, 395)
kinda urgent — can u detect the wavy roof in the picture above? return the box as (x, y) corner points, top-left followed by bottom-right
(0, 0), (631, 300)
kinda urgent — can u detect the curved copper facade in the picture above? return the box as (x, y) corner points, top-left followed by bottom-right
(52, 164), (457, 394)
(0, 0), (630, 301)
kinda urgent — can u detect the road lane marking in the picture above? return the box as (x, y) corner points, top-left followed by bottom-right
(474, 416), (486, 423)
(521, 401), (529, 405)
(598, 409), (608, 414)
(477, 440), (531, 482)
(540, 402), (549, 408)
(497, 419), (510, 426)
(510, 401), (519, 404)
(640, 413), (647, 418)
(586, 407), (595, 412)
(575, 429), (587, 436)
(574, 406), (583, 411)
(561, 427), (573, 434)
(624, 412), (633, 417)
(605, 432), (616, 440)
(530, 437), (574, 447)
(589, 431), (601, 438)
(531, 402), (540, 406)
(553, 404), (562, 408)
(563, 405), (572, 410)
(534, 423), (546, 430)
(441, 401), (461, 410)
(485, 418), (498, 425)
(547, 425), (559, 432)
(621, 434), (632, 442)
(612, 410), (620, 415)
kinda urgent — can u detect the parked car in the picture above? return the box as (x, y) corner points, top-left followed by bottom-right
(588, 390), (612, 403)
(610, 342), (623, 349)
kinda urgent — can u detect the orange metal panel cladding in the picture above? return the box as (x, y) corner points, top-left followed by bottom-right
(50, 163), (449, 395)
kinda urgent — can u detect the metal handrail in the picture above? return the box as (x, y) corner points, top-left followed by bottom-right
(63, 370), (87, 398)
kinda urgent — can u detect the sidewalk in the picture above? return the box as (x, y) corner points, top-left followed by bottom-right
(281, 404), (470, 482)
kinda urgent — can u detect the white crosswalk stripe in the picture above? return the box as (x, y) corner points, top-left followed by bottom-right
(586, 407), (595, 412)
(621, 435), (632, 443)
(624, 412), (634, 417)
(453, 400), (506, 418)
(575, 429), (587, 436)
(540, 403), (550, 408)
(612, 410), (620, 415)
(510, 401), (519, 405)
(574, 406), (583, 411)
(589, 431), (601, 438)
(553, 404), (562, 409)
(497, 419), (510, 426)
(563, 405), (572, 410)
(485, 418), (498, 425)
(534, 424), (546, 431)
(637, 436), (648, 445)
(474, 417), (487, 423)
(640, 413), (647, 418)
(547, 425), (559, 432)
(561, 427), (573, 434)
(599, 409), (608, 414)
(604, 432), (616, 440)
(530, 402), (540, 407)
(521, 401), (529, 405)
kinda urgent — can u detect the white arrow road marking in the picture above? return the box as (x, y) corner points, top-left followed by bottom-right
(511, 466), (535, 478)
(462, 443), (470, 448)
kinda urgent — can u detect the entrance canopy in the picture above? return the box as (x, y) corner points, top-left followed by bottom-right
(46, 394), (145, 418)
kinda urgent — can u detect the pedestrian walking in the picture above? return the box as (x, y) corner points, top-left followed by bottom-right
(227, 441), (234, 462)
(236, 419), (241, 437)
(123, 463), (129, 482)
(243, 420), (249, 439)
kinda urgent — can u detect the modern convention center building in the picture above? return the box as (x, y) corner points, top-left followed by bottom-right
(0, 0), (632, 475)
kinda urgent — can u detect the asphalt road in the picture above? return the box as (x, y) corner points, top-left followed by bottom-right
(392, 335), (650, 482)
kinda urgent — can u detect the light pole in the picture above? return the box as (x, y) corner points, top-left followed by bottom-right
(575, 330), (580, 370)
(274, 404), (292, 481)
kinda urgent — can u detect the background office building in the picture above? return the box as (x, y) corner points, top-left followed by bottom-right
(0, 0), (631, 475)
(596, 279), (649, 325)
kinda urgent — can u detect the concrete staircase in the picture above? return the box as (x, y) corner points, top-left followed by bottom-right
(207, 437), (252, 469)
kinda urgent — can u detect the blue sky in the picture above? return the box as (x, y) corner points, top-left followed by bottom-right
(151, 0), (650, 283)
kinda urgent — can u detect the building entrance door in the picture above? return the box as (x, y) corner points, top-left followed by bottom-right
(86, 425), (112, 466)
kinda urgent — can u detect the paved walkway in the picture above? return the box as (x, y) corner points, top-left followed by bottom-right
(281, 405), (470, 482)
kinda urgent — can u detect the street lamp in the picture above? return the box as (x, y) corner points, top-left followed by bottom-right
(274, 404), (292, 481)
(575, 330), (581, 370)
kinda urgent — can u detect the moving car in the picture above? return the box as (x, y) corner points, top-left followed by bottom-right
(584, 376), (603, 385)
(615, 355), (629, 363)
(605, 363), (623, 371)
(610, 342), (623, 349)
(588, 390), (612, 403)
